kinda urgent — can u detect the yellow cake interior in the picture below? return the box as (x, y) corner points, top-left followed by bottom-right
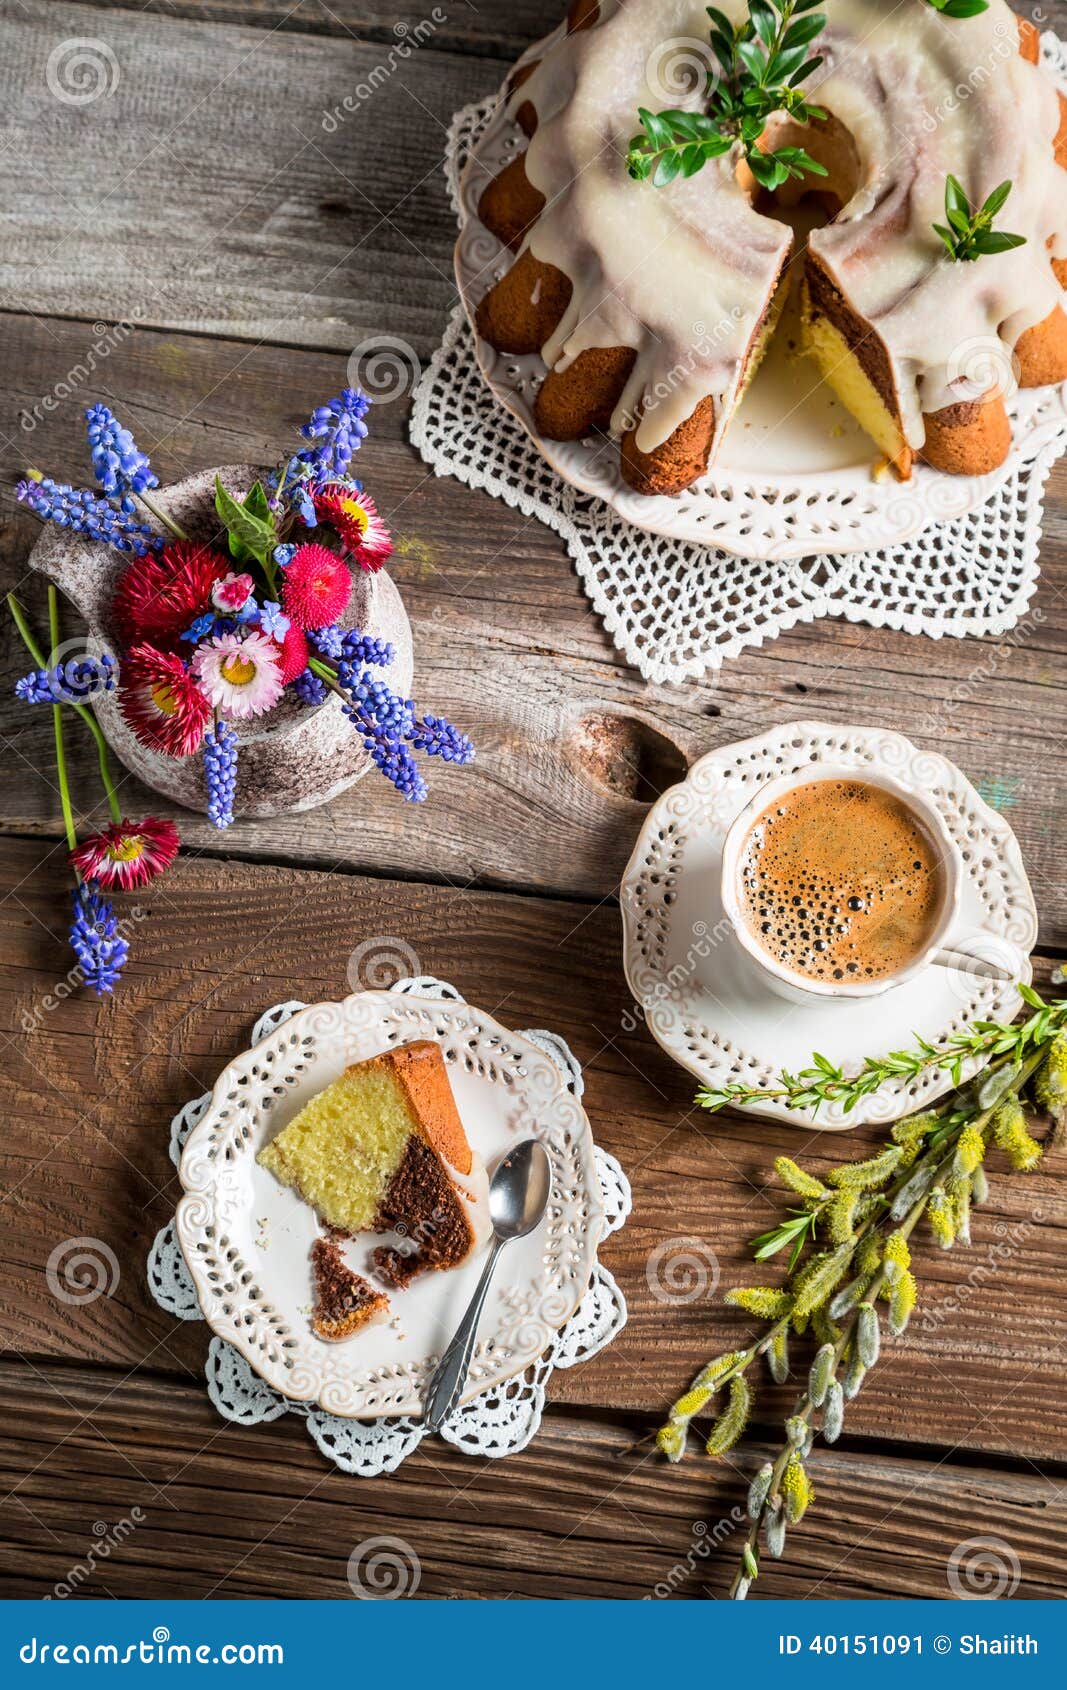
(258, 1066), (416, 1233)
(800, 282), (909, 470)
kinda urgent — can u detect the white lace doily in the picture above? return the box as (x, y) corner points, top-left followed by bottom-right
(410, 30), (1067, 685)
(148, 983), (630, 1474)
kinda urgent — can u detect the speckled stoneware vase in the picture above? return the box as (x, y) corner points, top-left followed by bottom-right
(28, 465), (414, 818)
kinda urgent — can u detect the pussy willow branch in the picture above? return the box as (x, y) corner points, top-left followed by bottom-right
(725, 1042), (1051, 1599)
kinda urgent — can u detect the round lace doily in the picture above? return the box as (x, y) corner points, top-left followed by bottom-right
(410, 30), (1067, 685)
(148, 983), (630, 1474)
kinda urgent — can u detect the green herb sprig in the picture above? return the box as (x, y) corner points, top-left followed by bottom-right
(924, 0), (989, 17)
(933, 176), (1027, 262)
(696, 983), (1066, 1117)
(659, 997), (1067, 1599)
(627, 1), (829, 193)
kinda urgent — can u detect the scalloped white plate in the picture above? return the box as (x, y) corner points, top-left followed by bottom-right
(176, 992), (603, 1418)
(620, 721), (1038, 1129)
(455, 29), (1067, 561)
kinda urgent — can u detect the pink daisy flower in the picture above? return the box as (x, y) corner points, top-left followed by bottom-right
(211, 571), (255, 614)
(71, 817), (180, 891)
(119, 644), (211, 757)
(280, 543), (352, 630)
(272, 622), (310, 684)
(314, 484), (393, 571)
(192, 630), (284, 719)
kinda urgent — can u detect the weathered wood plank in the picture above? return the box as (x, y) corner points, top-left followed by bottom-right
(2, 312), (1066, 931)
(73, 0), (1067, 54)
(1, 1361), (1064, 1599)
(0, 1), (502, 349)
(75, 0), (556, 57)
(1, 838), (1063, 1460)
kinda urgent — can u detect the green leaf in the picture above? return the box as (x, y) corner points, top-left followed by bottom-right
(214, 475), (277, 568)
(972, 230), (1026, 255)
(749, 0), (777, 47)
(980, 180), (1012, 220)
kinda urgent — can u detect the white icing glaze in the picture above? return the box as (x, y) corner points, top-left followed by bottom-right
(510, 0), (1067, 454)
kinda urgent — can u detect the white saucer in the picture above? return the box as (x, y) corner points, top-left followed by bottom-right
(455, 31), (1067, 561)
(176, 990), (603, 1417)
(620, 722), (1038, 1129)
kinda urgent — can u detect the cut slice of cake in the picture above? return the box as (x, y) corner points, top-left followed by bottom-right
(309, 1236), (389, 1342)
(258, 1041), (491, 1306)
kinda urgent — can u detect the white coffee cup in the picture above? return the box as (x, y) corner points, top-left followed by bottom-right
(719, 763), (1014, 1004)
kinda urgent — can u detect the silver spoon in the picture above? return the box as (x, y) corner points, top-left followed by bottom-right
(423, 1139), (552, 1432)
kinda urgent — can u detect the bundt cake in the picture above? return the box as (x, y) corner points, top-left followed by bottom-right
(258, 1041), (491, 1332)
(472, 0), (1067, 495)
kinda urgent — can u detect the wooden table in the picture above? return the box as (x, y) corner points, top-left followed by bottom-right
(1, 0), (1065, 1601)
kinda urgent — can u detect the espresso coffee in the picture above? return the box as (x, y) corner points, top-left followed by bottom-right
(737, 779), (944, 983)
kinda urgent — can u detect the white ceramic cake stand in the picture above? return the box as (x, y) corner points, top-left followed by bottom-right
(455, 26), (1067, 562)
(620, 721), (1038, 1129)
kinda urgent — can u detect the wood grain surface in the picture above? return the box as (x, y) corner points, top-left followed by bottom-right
(0, 0), (1065, 1602)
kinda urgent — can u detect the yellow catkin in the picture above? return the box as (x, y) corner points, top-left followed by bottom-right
(781, 1456), (814, 1523)
(671, 1386), (713, 1421)
(705, 1375), (752, 1457)
(827, 1146), (903, 1192)
(657, 1422), (687, 1462)
(827, 1189), (858, 1244)
(855, 1234), (882, 1278)
(883, 1230), (911, 1282)
(927, 1186), (955, 1249)
(1035, 1033), (1067, 1114)
(991, 1099), (1042, 1172)
(774, 1156), (827, 1200)
(889, 1269), (917, 1336)
(953, 1123), (986, 1178)
(891, 1110), (939, 1146)
(724, 1287), (792, 1320)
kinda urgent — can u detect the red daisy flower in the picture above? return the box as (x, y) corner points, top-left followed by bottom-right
(71, 817), (180, 891)
(119, 644), (211, 757)
(314, 484), (393, 571)
(280, 543), (352, 631)
(113, 542), (229, 649)
(272, 622), (310, 684)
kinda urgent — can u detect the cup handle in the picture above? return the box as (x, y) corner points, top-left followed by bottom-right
(930, 931), (1026, 983)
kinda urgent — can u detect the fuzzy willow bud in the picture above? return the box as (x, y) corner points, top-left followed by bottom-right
(890, 1160), (938, 1220)
(747, 1463), (774, 1520)
(808, 1343), (836, 1408)
(856, 1301), (881, 1368)
(843, 1346), (867, 1400)
(764, 1504), (787, 1559)
(785, 1414), (808, 1448)
(829, 1273), (871, 1319)
(823, 1379), (845, 1443)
